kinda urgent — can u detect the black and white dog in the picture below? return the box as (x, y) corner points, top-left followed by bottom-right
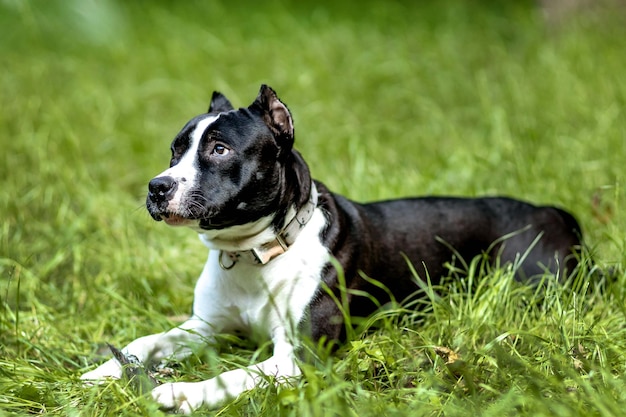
(81, 85), (581, 412)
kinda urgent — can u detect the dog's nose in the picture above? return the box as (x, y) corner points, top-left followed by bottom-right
(148, 176), (178, 202)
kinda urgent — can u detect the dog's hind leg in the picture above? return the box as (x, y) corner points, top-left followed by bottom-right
(498, 206), (582, 281)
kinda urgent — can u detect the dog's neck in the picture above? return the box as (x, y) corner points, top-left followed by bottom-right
(197, 183), (318, 267)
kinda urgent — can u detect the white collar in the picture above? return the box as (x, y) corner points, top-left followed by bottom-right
(218, 183), (318, 269)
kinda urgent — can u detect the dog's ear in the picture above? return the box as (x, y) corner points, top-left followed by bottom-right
(208, 91), (234, 113)
(250, 85), (294, 148)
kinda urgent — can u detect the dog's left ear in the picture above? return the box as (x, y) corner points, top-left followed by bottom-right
(250, 84), (294, 148)
(208, 91), (234, 113)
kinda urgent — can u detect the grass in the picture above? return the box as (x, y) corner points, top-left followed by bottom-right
(1, 0), (626, 415)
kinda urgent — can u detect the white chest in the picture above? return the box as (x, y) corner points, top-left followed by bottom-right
(190, 210), (329, 340)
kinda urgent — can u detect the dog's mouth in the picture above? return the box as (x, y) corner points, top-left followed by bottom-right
(147, 196), (206, 226)
(157, 211), (196, 227)
(148, 199), (236, 230)
(158, 212), (234, 229)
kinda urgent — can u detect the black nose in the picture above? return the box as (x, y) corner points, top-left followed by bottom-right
(148, 176), (178, 202)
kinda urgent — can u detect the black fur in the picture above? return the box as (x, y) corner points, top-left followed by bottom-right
(309, 183), (581, 340)
(150, 85), (582, 343)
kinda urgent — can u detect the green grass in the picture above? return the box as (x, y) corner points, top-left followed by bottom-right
(2, 0), (626, 415)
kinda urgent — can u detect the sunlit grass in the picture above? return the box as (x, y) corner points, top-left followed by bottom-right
(2, 0), (626, 415)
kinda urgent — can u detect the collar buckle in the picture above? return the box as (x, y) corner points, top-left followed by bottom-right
(251, 234), (289, 265)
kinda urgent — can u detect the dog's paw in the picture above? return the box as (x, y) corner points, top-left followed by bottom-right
(152, 382), (205, 414)
(80, 358), (123, 383)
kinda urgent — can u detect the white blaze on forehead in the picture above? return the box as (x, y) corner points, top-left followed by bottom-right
(157, 114), (220, 180)
(152, 114), (220, 216)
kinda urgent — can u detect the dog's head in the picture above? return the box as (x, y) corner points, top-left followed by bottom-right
(146, 85), (307, 234)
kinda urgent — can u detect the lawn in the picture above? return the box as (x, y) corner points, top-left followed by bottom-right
(1, 0), (626, 415)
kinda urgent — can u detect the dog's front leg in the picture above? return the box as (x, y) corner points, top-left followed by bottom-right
(152, 328), (300, 413)
(81, 316), (212, 381)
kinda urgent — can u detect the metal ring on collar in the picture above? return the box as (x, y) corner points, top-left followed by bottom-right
(218, 251), (237, 270)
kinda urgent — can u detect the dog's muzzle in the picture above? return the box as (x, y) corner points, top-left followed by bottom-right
(147, 176), (179, 221)
(148, 176), (178, 202)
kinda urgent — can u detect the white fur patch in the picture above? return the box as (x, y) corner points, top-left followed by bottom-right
(193, 208), (329, 336)
(154, 115), (219, 216)
(197, 214), (277, 252)
(81, 207), (330, 413)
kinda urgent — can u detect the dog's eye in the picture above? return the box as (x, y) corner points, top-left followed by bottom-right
(212, 144), (230, 156)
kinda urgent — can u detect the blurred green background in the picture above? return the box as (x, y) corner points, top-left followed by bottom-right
(1, 0), (626, 415)
(2, 0), (626, 352)
(3, 0), (625, 278)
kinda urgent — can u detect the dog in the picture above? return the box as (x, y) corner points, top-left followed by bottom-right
(81, 85), (582, 413)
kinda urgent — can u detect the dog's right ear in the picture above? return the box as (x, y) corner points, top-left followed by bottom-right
(250, 85), (294, 146)
(208, 91), (234, 113)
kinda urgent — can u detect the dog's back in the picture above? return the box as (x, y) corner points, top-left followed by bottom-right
(317, 186), (581, 320)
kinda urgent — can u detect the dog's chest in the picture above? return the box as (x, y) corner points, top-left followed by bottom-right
(192, 210), (330, 338)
